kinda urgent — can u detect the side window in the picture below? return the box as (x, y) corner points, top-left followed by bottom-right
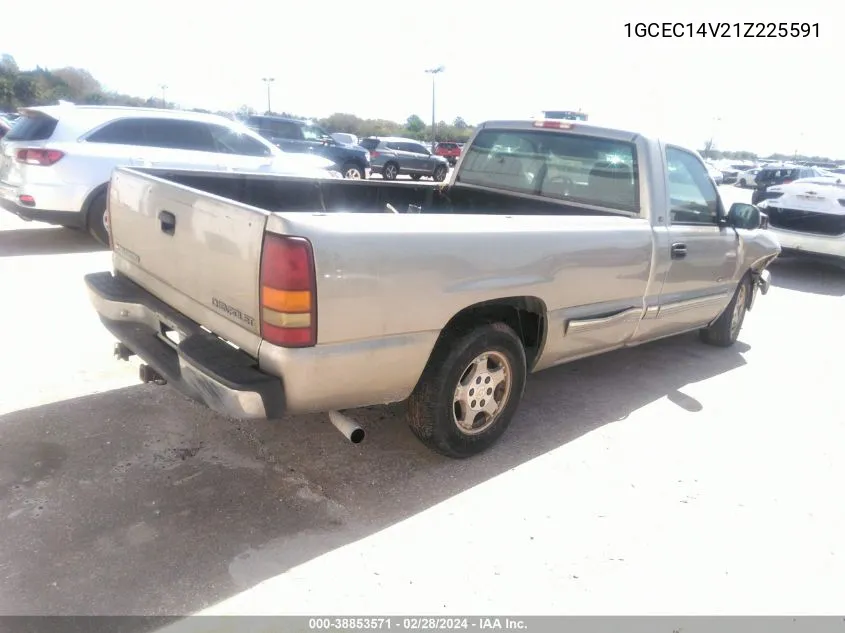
(143, 120), (216, 152)
(86, 119), (148, 145)
(301, 125), (329, 141)
(666, 147), (721, 225)
(407, 143), (430, 155)
(208, 124), (273, 157)
(269, 121), (303, 140)
(386, 142), (403, 151)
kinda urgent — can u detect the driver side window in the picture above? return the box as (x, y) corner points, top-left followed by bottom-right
(666, 147), (721, 225)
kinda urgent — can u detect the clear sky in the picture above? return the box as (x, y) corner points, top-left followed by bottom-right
(2, 0), (839, 157)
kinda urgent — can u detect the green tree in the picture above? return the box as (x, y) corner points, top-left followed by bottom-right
(12, 76), (38, 104)
(405, 114), (426, 135)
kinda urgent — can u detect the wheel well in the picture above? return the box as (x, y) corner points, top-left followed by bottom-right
(439, 297), (547, 370)
(81, 183), (109, 226)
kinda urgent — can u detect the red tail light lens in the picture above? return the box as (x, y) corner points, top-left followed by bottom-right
(370, 151), (380, 158)
(16, 148), (65, 166)
(259, 233), (317, 348)
(783, 179), (793, 184)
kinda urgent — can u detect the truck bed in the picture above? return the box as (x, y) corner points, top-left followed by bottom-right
(144, 168), (621, 218)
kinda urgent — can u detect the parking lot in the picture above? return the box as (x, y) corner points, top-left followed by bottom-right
(1, 183), (845, 618)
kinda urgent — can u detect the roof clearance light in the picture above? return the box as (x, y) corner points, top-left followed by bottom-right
(533, 120), (574, 129)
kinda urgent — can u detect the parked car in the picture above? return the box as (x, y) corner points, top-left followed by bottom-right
(736, 168), (760, 188)
(244, 115), (371, 180)
(85, 118), (779, 459)
(434, 141), (462, 165)
(0, 105), (339, 244)
(358, 136), (450, 181)
(330, 132), (358, 146)
(751, 164), (827, 204)
(756, 178), (845, 264)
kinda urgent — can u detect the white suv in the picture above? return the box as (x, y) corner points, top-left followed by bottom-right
(0, 105), (338, 244)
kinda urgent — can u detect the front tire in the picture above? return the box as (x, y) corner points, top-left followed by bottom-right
(341, 162), (364, 179)
(382, 162), (399, 180)
(433, 165), (448, 182)
(86, 191), (109, 246)
(699, 274), (751, 347)
(407, 323), (527, 458)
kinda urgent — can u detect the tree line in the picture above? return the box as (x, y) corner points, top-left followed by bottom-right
(1, 55), (839, 161)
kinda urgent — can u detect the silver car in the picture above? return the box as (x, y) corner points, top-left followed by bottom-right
(359, 136), (449, 181)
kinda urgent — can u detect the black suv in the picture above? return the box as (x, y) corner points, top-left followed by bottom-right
(244, 115), (371, 179)
(752, 164), (826, 204)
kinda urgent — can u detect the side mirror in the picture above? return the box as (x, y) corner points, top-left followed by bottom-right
(727, 202), (765, 230)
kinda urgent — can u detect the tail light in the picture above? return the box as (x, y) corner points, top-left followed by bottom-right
(370, 151), (381, 158)
(782, 179), (793, 184)
(533, 120), (574, 129)
(259, 233), (317, 348)
(16, 148), (65, 166)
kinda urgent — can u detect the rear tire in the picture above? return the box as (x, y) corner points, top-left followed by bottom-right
(382, 162), (399, 180)
(86, 191), (109, 246)
(407, 322), (527, 458)
(699, 274), (751, 347)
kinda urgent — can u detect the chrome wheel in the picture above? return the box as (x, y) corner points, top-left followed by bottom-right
(452, 351), (512, 435)
(103, 209), (110, 235)
(730, 283), (747, 336)
(344, 166), (362, 179)
(383, 164), (398, 180)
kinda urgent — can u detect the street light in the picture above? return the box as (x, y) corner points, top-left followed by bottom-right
(705, 116), (721, 159)
(424, 66), (445, 151)
(262, 77), (275, 114)
(160, 84), (168, 109)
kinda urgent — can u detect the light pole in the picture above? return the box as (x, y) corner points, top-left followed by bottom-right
(262, 77), (275, 114)
(704, 116), (721, 159)
(793, 132), (804, 161)
(160, 84), (168, 108)
(424, 66), (444, 151)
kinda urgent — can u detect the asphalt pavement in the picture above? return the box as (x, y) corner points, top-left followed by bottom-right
(1, 185), (844, 620)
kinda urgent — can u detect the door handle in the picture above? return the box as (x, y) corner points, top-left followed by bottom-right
(159, 210), (176, 236)
(671, 243), (687, 259)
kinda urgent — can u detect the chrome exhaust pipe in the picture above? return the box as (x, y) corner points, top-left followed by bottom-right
(328, 410), (365, 444)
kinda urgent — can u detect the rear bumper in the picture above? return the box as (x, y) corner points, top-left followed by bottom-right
(0, 196), (86, 228)
(84, 271), (286, 420)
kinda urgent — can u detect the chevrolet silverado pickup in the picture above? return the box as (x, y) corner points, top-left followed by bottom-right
(85, 119), (781, 458)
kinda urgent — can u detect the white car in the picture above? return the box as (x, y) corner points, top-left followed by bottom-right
(756, 178), (845, 262)
(0, 105), (339, 244)
(737, 167), (761, 188)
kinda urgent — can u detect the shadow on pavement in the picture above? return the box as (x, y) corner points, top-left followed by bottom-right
(770, 256), (845, 296)
(0, 227), (106, 257)
(0, 332), (748, 618)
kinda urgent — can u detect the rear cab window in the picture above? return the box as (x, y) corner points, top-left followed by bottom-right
(457, 128), (639, 213)
(5, 114), (58, 141)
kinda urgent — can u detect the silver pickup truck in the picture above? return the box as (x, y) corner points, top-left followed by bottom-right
(85, 119), (780, 458)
